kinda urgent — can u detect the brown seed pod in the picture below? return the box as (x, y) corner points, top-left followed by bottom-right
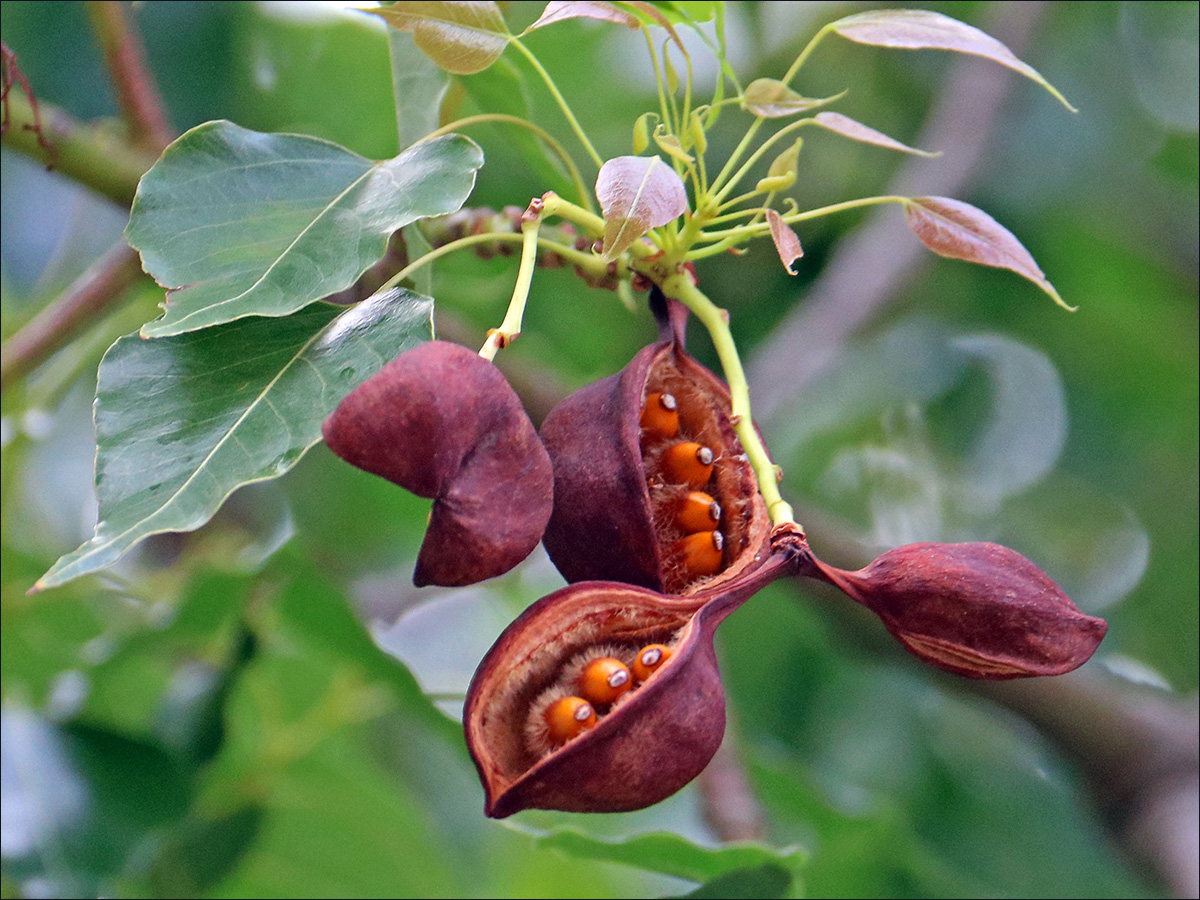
(808, 541), (1108, 679)
(321, 340), (553, 587)
(539, 293), (770, 596)
(465, 527), (810, 817)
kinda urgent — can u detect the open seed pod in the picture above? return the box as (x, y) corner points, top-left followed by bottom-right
(540, 295), (770, 596)
(807, 541), (1107, 679)
(322, 340), (553, 587)
(466, 527), (809, 816)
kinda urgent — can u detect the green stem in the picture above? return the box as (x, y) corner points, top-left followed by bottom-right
(422, 113), (593, 213)
(381, 229), (609, 295)
(660, 274), (796, 528)
(779, 22), (835, 90)
(509, 38), (604, 169)
(479, 213), (541, 361)
(697, 195), (905, 242)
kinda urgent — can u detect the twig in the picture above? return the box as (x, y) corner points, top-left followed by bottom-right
(0, 90), (156, 206)
(86, 1), (173, 152)
(697, 729), (768, 842)
(1, 242), (145, 393)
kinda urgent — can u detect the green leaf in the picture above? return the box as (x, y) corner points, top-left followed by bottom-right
(128, 120), (480, 337)
(36, 288), (433, 590)
(828, 9), (1076, 111)
(529, 827), (806, 886)
(679, 863), (794, 899)
(388, 29), (451, 150)
(2, 710), (193, 897)
(371, 1), (509, 75)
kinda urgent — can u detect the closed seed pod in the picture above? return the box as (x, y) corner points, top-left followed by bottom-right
(539, 292), (770, 596)
(322, 340), (553, 587)
(808, 542), (1108, 679)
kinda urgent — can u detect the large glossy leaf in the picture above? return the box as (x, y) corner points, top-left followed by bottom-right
(36, 289), (433, 590)
(371, 1), (509, 75)
(128, 120), (480, 337)
(828, 9), (1075, 111)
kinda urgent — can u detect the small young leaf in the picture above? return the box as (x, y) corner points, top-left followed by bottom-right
(595, 155), (688, 260)
(767, 210), (803, 275)
(742, 79), (842, 118)
(829, 9), (1076, 111)
(812, 111), (938, 157)
(371, 1), (509, 75)
(35, 289), (433, 590)
(653, 124), (695, 165)
(903, 197), (1074, 310)
(129, 121), (482, 337)
(527, 1), (639, 33)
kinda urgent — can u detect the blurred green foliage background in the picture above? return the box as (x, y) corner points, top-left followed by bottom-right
(2, 2), (1196, 897)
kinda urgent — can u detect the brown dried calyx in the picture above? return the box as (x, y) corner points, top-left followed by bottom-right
(322, 340), (553, 587)
(465, 526), (810, 817)
(540, 291), (771, 596)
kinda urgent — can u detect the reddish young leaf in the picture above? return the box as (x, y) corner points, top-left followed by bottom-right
(767, 210), (802, 275)
(812, 111), (937, 157)
(372, 1), (508, 75)
(904, 197), (1074, 310)
(595, 156), (688, 260)
(527, 1), (639, 32)
(828, 9), (1075, 111)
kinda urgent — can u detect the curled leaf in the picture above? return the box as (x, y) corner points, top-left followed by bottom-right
(766, 211), (802, 275)
(372, 1), (509, 75)
(829, 9), (1076, 111)
(742, 78), (842, 118)
(595, 156), (688, 261)
(903, 197), (1073, 310)
(812, 111), (938, 157)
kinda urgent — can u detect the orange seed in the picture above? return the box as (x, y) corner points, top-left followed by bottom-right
(632, 644), (673, 682)
(676, 490), (721, 533)
(661, 441), (715, 489)
(674, 529), (723, 576)
(544, 696), (597, 745)
(640, 392), (680, 439)
(578, 657), (632, 706)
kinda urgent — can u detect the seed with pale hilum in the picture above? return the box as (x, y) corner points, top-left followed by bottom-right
(632, 644), (673, 681)
(674, 529), (724, 576)
(579, 657), (633, 706)
(677, 490), (721, 533)
(662, 441), (715, 489)
(640, 392), (680, 439)
(544, 696), (597, 745)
